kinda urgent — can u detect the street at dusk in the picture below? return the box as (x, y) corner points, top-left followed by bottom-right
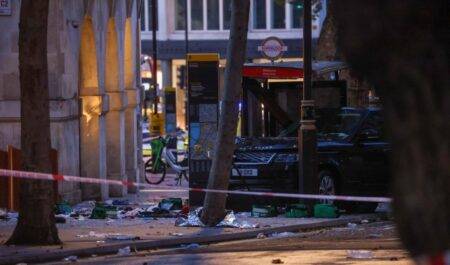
(0, 0), (449, 264)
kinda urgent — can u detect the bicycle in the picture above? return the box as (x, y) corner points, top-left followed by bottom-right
(144, 136), (189, 185)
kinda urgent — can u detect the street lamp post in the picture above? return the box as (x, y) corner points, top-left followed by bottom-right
(184, 0), (189, 55)
(151, 0), (158, 113)
(298, 0), (318, 207)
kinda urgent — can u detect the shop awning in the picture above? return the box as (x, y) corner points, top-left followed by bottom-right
(243, 61), (348, 79)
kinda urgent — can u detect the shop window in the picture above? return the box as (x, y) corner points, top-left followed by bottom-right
(140, 3), (146, 31)
(147, 0), (155, 30)
(191, 0), (204, 30)
(175, 0), (187, 30)
(291, 2), (304, 28)
(223, 0), (232, 29)
(271, 0), (285, 29)
(207, 0), (220, 30)
(252, 0), (266, 29)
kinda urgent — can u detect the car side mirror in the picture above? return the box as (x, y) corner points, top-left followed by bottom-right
(358, 128), (380, 142)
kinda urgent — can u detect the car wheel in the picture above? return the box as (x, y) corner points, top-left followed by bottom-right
(318, 170), (336, 205)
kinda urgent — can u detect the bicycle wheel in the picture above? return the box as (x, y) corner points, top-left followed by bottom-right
(144, 158), (167, 184)
(182, 171), (189, 182)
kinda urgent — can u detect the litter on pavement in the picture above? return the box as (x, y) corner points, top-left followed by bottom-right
(117, 246), (131, 256)
(63, 255), (78, 262)
(175, 207), (259, 228)
(183, 243), (200, 250)
(269, 232), (296, 238)
(346, 250), (374, 259)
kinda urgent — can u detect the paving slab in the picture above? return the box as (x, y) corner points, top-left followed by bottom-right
(0, 213), (385, 265)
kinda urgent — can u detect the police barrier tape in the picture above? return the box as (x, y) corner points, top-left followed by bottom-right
(0, 169), (392, 203)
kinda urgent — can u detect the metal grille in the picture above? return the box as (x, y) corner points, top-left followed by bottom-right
(234, 152), (275, 165)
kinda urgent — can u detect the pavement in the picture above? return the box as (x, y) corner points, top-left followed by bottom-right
(44, 221), (412, 265)
(0, 174), (394, 264)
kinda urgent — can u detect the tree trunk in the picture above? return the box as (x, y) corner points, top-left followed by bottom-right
(332, 0), (450, 258)
(6, 0), (60, 245)
(315, 0), (338, 61)
(200, 0), (250, 226)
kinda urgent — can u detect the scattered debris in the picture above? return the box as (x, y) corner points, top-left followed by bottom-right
(175, 208), (259, 229)
(235, 212), (252, 218)
(183, 243), (200, 250)
(76, 231), (138, 241)
(361, 219), (369, 224)
(112, 199), (130, 206)
(272, 258), (284, 264)
(346, 250), (374, 259)
(368, 233), (382, 238)
(55, 201), (72, 215)
(256, 233), (266, 239)
(63, 255), (78, 262)
(269, 232), (296, 238)
(0, 209), (8, 220)
(347, 223), (358, 229)
(117, 246), (131, 256)
(55, 215), (67, 224)
(169, 232), (184, 237)
(90, 203), (118, 219)
(106, 235), (140, 241)
(7, 212), (18, 219)
(159, 198), (182, 211)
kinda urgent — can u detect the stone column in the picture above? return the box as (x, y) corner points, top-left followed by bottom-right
(125, 89), (139, 193)
(123, 16), (141, 194)
(104, 17), (128, 198)
(79, 95), (109, 200)
(106, 92), (127, 197)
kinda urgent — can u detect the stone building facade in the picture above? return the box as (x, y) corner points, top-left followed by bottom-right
(0, 0), (143, 203)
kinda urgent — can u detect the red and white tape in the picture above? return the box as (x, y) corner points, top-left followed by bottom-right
(0, 169), (392, 203)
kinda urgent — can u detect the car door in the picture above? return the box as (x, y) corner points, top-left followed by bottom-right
(356, 111), (391, 195)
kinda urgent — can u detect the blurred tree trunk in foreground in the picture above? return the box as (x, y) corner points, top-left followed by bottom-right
(6, 0), (60, 245)
(333, 0), (449, 258)
(201, 0), (250, 226)
(315, 0), (338, 61)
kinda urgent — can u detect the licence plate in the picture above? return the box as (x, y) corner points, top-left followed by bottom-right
(232, 168), (258, 177)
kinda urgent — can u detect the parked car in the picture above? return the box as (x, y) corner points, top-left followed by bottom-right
(230, 107), (391, 211)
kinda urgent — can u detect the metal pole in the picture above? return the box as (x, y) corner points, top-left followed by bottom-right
(298, 0), (317, 205)
(184, 0), (189, 130)
(184, 0), (189, 55)
(152, 0), (158, 113)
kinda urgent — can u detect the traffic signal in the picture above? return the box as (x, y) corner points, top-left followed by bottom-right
(287, 0), (303, 9)
(176, 65), (186, 89)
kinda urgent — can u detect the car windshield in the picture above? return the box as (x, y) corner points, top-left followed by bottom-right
(277, 108), (364, 141)
(317, 111), (363, 141)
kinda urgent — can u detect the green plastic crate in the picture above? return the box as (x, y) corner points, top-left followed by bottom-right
(90, 203), (118, 219)
(251, 205), (277, 218)
(285, 204), (308, 218)
(313, 204), (339, 218)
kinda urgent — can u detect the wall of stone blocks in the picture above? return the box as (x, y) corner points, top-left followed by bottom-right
(0, 0), (142, 203)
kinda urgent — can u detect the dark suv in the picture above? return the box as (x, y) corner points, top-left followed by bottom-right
(230, 107), (390, 210)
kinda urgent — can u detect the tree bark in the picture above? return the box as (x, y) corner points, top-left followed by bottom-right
(332, 0), (450, 258)
(315, 0), (338, 61)
(200, 0), (250, 226)
(6, 0), (60, 245)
